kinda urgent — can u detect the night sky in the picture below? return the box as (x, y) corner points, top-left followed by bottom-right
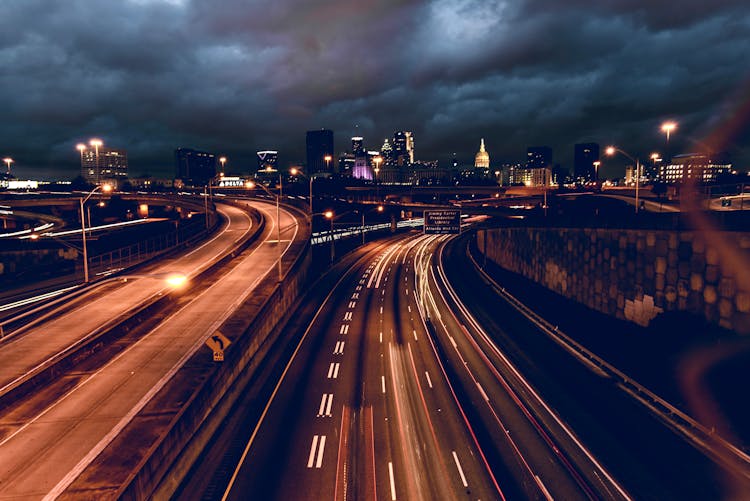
(2, 0), (749, 180)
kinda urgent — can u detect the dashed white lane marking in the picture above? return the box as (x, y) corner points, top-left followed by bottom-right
(405, 289), (409, 296)
(413, 330), (418, 341)
(349, 301), (357, 309)
(356, 285), (362, 291)
(344, 311), (353, 321)
(308, 435), (327, 468)
(452, 451), (468, 487)
(407, 305), (411, 313)
(334, 341), (345, 355)
(388, 461), (397, 500)
(379, 332), (383, 343)
(379, 306), (383, 314)
(425, 371), (433, 388)
(327, 363), (341, 379)
(317, 394), (334, 417)
(352, 292), (359, 299)
(340, 324), (347, 335)
(381, 375), (386, 394)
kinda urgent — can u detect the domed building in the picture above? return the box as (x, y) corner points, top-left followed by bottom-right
(474, 138), (490, 168)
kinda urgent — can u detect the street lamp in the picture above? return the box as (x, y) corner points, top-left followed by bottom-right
(2, 157), (13, 174)
(290, 167), (314, 215)
(358, 205), (384, 245)
(325, 210), (334, 262)
(81, 183), (113, 283)
(246, 180), (282, 281)
(219, 156), (226, 175)
(89, 138), (103, 183)
(661, 121), (677, 142)
(324, 154), (332, 173)
(592, 161), (601, 183)
(606, 146), (642, 213)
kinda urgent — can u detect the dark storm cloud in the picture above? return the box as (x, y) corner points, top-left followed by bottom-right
(1, 0), (748, 179)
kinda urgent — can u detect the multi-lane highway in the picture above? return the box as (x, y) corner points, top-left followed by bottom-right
(0, 199), (305, 499)
(217, 230), (630, 500)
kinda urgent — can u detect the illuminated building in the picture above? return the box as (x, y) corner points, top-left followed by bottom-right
(256, 150), (278, 172)
(392, 131), (414, 166)
(83, 146), (128, 184)
(474, 138), (490, 169)
(658, 153), (731, 184)
(352, 136), (365, 156)
(574, 143), (599, 182)
(306, 129), (334, 174)
(381, 138), (394, 166)
(175, 148), (216, 186)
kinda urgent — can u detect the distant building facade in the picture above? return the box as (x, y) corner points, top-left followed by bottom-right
(174, 148), (216, 186)
(573, 143), (599, 182)
(392, 131), (414, 166)
(256, 150), (279, 172)
(526, 146), (553, 169)
(658, 153), (732, 184)
(83, 147), (128, 185)
(306, 129), (334, 174)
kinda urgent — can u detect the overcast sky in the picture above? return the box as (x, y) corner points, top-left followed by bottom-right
(2, 0), (749, 180)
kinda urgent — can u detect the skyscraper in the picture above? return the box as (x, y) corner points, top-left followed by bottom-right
(306, 129), (334, 174)
(574, 143), (599, 182)
(174, 148), (216, 186)
(256, 150), (278, 172)
(526, 146), (553, 169)
(392, 131), (414, 166)
(352, 136), (365, 156)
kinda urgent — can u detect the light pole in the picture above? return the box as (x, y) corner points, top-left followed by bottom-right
(373, 156), (382, 201)
(2, 157), (13, 175)
(290, 167), (314, 215)
(219, 156), (226, 175)
(89, 138), (102, 183)
(324, 154), (332, 173)
(358, 205), (384, 245)
(246, 180), (282, 281)
(592, 161), (600, 183)
(326, 210), (334, 263)
(81, 183), (113, 283)
(606, 146), (641, 213)
(661, 121), (677, 142)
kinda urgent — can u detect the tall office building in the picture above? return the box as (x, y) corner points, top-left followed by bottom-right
(82, 147), (129, 184)
(352, 136), (365, 156)
(306, 129), (334, 174)
(381, 139), (394, 166)
(392, 131), (414, 166)
(573, 143), (599, 182)
(174, 148), (216, 186)
(526, 146), (553, 169)
(256, 150), (278, 172)
(474, 139), (490, 169)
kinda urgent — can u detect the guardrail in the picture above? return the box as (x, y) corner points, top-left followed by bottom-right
(465, 236), (750, 482)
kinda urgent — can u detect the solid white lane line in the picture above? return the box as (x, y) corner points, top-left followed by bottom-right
(308, 435), (319, 467)
(477, 382), (490, 402)
(381, 375), (386, 394)
(452, 451), (468, 488)
(325, 394), (334, 417)
(332, 363), (340, 379)
(316, 435), (327, 468)
(425, 371), (433, 388)
(388, 461), (397, 500)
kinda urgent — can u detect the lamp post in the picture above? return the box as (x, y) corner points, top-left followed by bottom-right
(246, 180), (282, 281)
(592, 161), (600, 183)
(219, 156), (226, 175)
(325, 210), (334, 263)
(81, 183), (113, 283)
(2, 157), (13, 175)
(290, 167), (314, 215)
(661, 121), (677, 142)
(373, 156), (382, 201)
(358, 205), (384, 245)
(606, 146), (641, 213)
(89, 138), (102, 184)
(324, 154), (332, 173)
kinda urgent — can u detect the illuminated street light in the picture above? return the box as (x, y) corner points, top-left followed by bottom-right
(89, 138), (103, 184)
(219, 156), (227, 174)
(290, 167), (314, 215)
(325, 210), (335, 262)
(2, 157), (13, 174)
(592, 161), (601, 182)
(661, 121), (677, 142)
(246, 179), (283, 281)
(373, 155), (382, 201)
(324, 154), (332, 172)
(606, 146), (642, 213)
(81, 183), (113, 283)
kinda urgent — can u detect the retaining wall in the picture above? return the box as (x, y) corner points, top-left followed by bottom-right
(477, 227), (750, 334)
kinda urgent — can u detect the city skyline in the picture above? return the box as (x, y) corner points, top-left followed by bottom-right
(1, 0), (749, 180)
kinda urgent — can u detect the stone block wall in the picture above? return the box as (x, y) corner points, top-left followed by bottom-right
(477, 227), (750, 334)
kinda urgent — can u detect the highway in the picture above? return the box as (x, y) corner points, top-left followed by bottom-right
(217, 229), (626, 500)
(0, 199), (304, 499)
